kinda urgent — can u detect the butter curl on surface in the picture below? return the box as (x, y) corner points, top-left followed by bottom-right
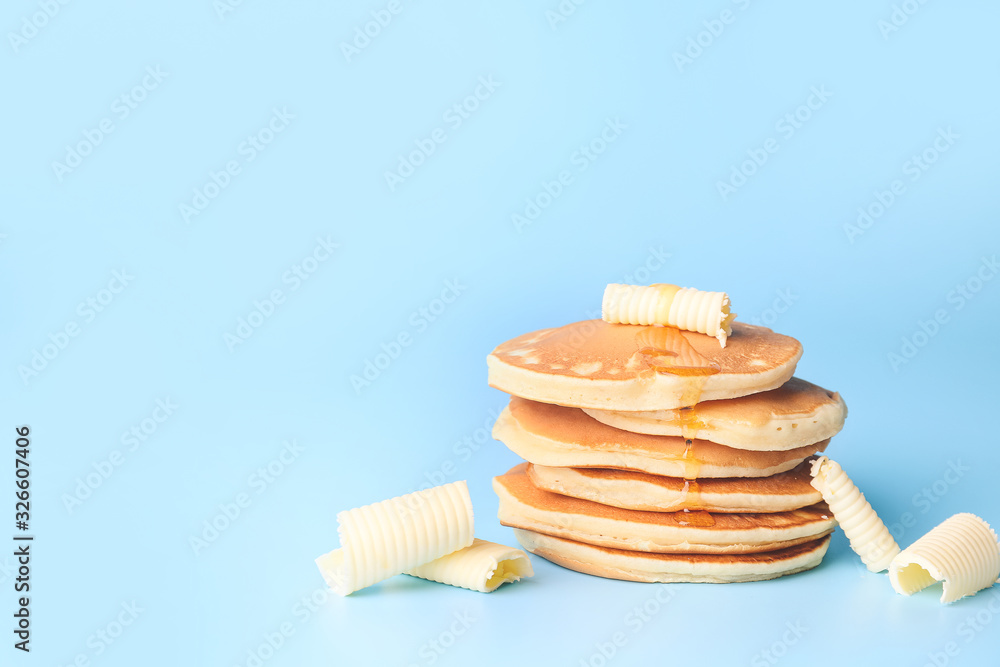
(315, 481), (474, 596)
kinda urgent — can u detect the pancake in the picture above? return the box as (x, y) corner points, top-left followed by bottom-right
(526, 458), (823, 513)
(582, 377), (847, 451)
(494, 464), (836, 554)
(487, 320), (801, 410)
(513, 529), (831, 583)
(494, 397), (829, 478)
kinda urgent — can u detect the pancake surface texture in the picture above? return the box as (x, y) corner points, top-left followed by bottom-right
(582, 377), (847, 450)
(526, 458), (823, 513)
(487, 320), (802, 410)
(514, 529), (831, 583)
(494, 464), (836, 554)
(494, 397), (828, 478)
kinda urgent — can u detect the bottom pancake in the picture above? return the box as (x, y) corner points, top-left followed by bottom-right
(514, 529), (831, 583)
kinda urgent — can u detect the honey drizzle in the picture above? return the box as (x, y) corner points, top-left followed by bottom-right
(636, 326), (718, 528)
(677, 509), (716, 527)
(635, 326), (722, 379)
(676, 440), (714, 526)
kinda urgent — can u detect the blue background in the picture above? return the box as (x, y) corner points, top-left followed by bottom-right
(4, 0), (1000, 665)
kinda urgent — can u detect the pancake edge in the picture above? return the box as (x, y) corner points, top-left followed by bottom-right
(514, 529), (832, 583)
(525, 461), (824, 514)
(493, 467), (837, 555)
(582, 389), (847, 451)
(493, 403), (830, 479)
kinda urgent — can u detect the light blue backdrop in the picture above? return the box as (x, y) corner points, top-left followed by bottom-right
(4, 1), (999, 665)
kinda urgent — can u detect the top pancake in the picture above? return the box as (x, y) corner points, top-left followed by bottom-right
(488, 320), (802, 410)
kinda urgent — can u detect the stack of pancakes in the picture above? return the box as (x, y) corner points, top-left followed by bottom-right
(487, 319), (847, 583)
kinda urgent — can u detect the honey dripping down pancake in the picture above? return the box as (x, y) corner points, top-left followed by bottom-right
(640, 328), (712, 482)
(635, 326), (712, 524)
(485, 287), (850, 584)
(618, 327), (811, 523)
(487, 320), (802, 411)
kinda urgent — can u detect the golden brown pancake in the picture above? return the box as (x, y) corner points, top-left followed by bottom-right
(487, 320), (801, 410)
(495, 397), (828, 478)
(513, 529), (831, 583)
(526, 458), (823, 513)
(582, 377), (847, 451)
(494, 464), (836, 554)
